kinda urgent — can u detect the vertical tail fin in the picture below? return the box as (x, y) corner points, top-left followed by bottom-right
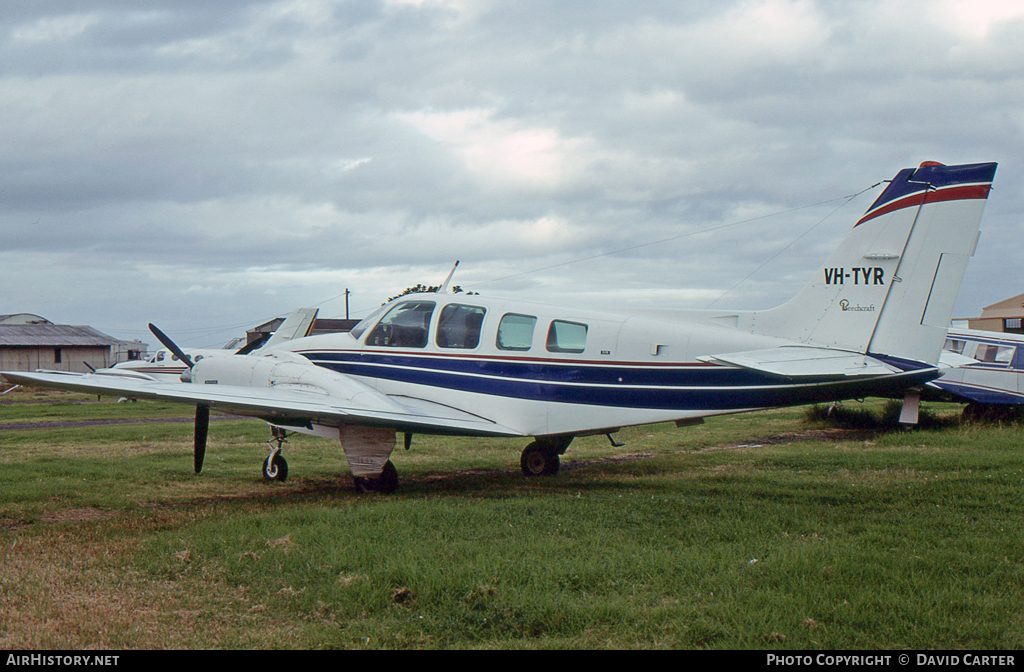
(260, 308), (320, 350)
(753, 161), (997, 365)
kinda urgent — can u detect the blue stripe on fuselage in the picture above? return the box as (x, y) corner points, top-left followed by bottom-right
(299, 349), (935, 411)
(933, 380), (1024, 405)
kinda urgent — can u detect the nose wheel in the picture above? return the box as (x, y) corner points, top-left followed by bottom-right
(263, 428), (289, 482)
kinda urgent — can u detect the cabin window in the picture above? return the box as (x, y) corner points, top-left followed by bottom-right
(497, 314), (537, 351)
(546, 320), (588, 354)
(943, 338), (966, 354)
(436, 304), (486, 349)
(975, 344), (1015, 366)
(364, 301), (436, 348)
(349, 304), (389, 340)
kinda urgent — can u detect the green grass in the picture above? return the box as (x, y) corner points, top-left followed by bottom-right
(2, 391), (1024, 648)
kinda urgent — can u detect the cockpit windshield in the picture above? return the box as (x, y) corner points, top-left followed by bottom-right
(349, 304), (390, 340)
(364, 301), (436, 348)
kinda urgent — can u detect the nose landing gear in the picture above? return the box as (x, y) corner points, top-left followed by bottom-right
(263, 427), (289, 482)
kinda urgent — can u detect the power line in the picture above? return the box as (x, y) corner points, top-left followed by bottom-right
(471, 186), (879, 289)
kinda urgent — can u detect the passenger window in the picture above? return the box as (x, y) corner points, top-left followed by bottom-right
(364, 301), (436, 348)
(497, 314), (537, 351)
(546, 320), (588, 354)
(943, 338), (966, 354)
(436, 304), (486, 349)
(975, 344), (1015, 366)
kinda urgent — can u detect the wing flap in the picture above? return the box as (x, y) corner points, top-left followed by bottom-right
(697, 346), (903, 379)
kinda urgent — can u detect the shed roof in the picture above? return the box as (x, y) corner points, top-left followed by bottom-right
(0, 313), (52, 325)
(0, 325), (117, 347)
(980, 292), (1024, 315)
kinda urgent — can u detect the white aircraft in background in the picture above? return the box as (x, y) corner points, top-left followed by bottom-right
(96, 309), (320, 382)
(5, 161), (998, 493)
(930, 327), (1024, 414)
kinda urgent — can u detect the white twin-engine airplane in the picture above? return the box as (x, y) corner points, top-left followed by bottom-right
(930, 327), (1024, 411)
(4, 161), (998, 493)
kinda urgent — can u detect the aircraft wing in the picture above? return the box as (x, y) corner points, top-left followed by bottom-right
(1, 370), (522, 438)
(697, 346), (912, 379)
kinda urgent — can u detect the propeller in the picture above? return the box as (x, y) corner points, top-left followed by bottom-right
(148, 323), (194, 368)
(148, 324), (207, 474)
(194, 405), (210, 474)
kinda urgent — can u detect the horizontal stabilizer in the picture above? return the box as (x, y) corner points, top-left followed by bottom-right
(698, 346), (907, 379)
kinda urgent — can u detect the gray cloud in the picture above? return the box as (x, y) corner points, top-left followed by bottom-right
(2, 0), (1022, 346)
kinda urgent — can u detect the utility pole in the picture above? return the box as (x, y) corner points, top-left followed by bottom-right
(345, 288), (350, 320)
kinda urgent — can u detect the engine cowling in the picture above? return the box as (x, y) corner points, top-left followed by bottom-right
(190, 352), (375, 403)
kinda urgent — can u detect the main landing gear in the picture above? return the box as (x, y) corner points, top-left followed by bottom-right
(520, 436), (574, 477)
(353, 460), (399, 494)
(263, 427), (289, 482)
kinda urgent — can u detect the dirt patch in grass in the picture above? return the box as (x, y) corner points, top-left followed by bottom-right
(414, 451), (658, 483)
(2, 508), (118, 533)
(0, 415), (246, 431)
(42, 507), (114, 525)
(692, 427), (880, 453)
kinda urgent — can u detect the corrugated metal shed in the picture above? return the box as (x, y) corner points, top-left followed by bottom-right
(0, 325), (117, 347)
(0, 313), (52, 325)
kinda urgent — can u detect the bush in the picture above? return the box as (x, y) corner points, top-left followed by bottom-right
(804, 400), (957, 430)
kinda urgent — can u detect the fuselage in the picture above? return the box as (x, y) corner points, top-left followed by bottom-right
(102, 347), (234, 382)
(272, 293), (935, 437)
(933, 327), (1024, 405)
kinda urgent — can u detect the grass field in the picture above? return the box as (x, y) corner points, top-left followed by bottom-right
(2, 387), (1023, 649)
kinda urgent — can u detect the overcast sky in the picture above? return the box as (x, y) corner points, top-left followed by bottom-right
(2, 0), (1022, 348)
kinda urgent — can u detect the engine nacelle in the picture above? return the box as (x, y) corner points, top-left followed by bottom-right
(190, 352), (373, 403)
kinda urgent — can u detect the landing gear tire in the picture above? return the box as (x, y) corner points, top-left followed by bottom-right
(353, 460), (399, 494)
(262, 453), (288, 482)
(520, 442), (560, 476)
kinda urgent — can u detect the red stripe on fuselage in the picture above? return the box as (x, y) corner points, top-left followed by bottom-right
(855, 184), (991, 227)
(297, 347), (722, 369)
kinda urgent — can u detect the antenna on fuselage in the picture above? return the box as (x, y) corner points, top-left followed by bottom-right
(439, 260), (460, 293)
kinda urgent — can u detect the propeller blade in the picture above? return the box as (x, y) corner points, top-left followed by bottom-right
(148, 323), (194, 368)
(194, 404), (210, 474)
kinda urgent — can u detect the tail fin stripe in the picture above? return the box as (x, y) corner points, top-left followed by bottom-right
(856, 183), (992, 227)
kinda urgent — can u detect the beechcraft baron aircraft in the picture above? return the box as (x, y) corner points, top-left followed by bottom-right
(4, 161), (998, 493)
